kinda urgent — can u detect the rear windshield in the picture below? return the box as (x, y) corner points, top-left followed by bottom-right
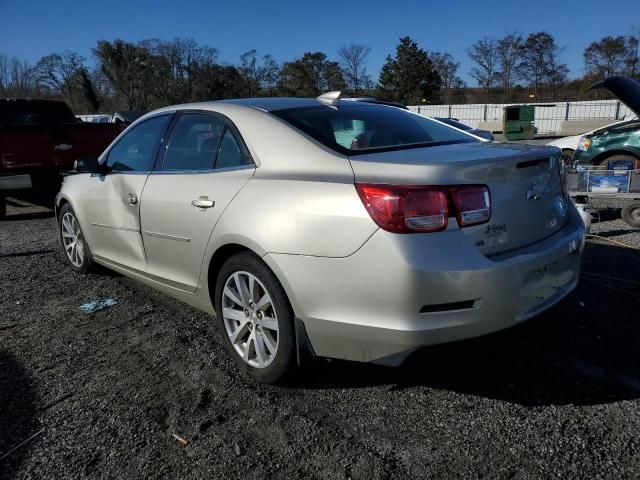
(271, 104), (476, 155)
(0, 101), (77, 126)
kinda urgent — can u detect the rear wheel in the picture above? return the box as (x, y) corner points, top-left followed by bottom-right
(58, 203), (93, 273)
(214, 251), (296, 384)
(621, 202), (640, 228)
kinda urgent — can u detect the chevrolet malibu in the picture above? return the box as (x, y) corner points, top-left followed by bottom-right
(56, 93), (585, 383)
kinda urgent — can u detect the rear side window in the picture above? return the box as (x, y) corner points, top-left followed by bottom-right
(162, 113), (226, 171)
(106, 115), (170, 172)
(272, 104), (476, 155)
(215, 128), (246, 169)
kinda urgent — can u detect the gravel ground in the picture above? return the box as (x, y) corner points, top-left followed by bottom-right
(1, 200), (640, 479)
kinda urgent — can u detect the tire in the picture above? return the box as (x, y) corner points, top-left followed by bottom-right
(598, 153), (640, 169)
(0, 196), (6, 218)
(58, 203), (93, 274)
(621, 202), (640, 229)
(214, 251), (296, 384)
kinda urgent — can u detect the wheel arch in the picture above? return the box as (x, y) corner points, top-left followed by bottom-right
(54, 193), (72, 221)
(592, 148), (640, 166)
(205, 241), (302, 320)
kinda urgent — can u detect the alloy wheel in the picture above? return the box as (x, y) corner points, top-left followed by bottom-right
(61, 212), (85, 268)
(221, 271), (279, 368)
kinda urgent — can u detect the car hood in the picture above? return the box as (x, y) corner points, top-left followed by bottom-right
(589, 76), (640, 117)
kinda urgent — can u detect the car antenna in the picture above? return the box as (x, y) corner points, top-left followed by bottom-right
(317, 91), (342, 106)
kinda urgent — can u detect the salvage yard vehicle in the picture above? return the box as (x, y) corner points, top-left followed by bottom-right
(0, 99), (123, 217)
(546, 114), (637, 165)
(55, 92), (585, 383)
(568, 77), (640, 227)
(573, 76), (640, 169)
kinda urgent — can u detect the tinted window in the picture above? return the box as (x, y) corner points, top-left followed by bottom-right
(215, 128), (247, 169)
(162, 113), (226, 171)
(272, 104), (476, 155)
(106, 115), (170, 172)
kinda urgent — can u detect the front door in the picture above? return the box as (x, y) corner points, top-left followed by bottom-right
(139, 112), (255, 291)
(79, 114), (173, 272)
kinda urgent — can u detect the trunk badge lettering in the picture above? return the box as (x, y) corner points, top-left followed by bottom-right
(54, 143), (73, 151)
(485, 224), (507, 236)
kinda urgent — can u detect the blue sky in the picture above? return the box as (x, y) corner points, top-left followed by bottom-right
(1, 0), (637, 84)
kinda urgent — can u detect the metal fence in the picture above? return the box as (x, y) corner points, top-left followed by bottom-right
(408, 100), (633, 135)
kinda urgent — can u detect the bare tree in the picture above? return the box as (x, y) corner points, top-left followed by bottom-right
(94, 40), (150, 110)
(518, 32), (567, 98)
(584, 35), (627, 78)
(496, 33), (523, 98)
(33, 51), (85, 106)
(0, 55), (10, 95)
(624, 26), (639, 77)
(467, 38), (499, 96)
(0, 55), (37, 97)
(337, 44), (371, 95)
(431, 52), (464, 103)
(239, 50), (280, 97)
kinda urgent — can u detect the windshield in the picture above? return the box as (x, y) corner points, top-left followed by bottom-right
(271, 104), (476, 155)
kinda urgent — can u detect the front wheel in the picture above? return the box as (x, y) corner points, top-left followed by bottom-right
(621, 202), (640, 228)
(58, 203), (93, 273)
(214, 252), (296, 384)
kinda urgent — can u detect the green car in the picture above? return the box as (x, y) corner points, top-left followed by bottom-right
(573, 76), (640, 170)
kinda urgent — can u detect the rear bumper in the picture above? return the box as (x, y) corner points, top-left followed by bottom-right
(0, 174), (32, 191)
(264, 204), (585, 366)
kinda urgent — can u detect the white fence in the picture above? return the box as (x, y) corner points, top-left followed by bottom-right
(408, 99), (633, 135)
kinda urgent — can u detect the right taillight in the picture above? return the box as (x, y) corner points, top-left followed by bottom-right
(356, 183), (490, 233)
(449, 185), (491, 227)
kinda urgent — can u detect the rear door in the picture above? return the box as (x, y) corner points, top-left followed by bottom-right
(139, 111), (255, 291)
(78, 114), (173, 272)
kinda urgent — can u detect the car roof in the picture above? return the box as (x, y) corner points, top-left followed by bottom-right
(220, 97), (326, 111)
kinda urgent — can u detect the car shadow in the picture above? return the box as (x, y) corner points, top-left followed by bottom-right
(2, 193), (55, 222)
(0, 352), (40, 478)
(295, 241), (640, 407)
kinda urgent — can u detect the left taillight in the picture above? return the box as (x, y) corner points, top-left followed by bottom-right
(356, 183), (490, 233)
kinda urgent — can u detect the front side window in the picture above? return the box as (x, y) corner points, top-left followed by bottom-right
(272, 104), (477, 155)
(162, 113), (227, 171)
(106, 115), (171, 172)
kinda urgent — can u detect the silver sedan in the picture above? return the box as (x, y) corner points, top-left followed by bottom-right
(56, 93), (585, 383)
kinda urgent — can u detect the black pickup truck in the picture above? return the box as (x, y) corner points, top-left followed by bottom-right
(0, 99), (123, 216)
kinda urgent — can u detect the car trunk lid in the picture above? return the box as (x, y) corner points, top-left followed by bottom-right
(589, 76), (640, 117)
(349, 142), (569, 256)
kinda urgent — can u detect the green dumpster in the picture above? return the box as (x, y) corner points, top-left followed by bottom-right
(503, 105), (535, 141)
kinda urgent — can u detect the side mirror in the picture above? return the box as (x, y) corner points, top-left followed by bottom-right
(74, 156), (108, 174)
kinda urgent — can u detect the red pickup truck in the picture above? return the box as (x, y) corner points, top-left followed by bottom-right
(0, 99), (123, 216)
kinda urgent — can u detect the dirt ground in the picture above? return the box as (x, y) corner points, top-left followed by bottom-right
(1, 198), (640, 479)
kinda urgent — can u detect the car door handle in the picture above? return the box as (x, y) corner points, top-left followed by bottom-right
(191, 197), (215, 209)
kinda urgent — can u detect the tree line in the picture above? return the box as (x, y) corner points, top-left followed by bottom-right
(0, 28), (638, 113)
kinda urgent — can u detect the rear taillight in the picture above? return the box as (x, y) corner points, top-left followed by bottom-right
(449, 185), (491, 227)
(356, 183), (490, 233)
